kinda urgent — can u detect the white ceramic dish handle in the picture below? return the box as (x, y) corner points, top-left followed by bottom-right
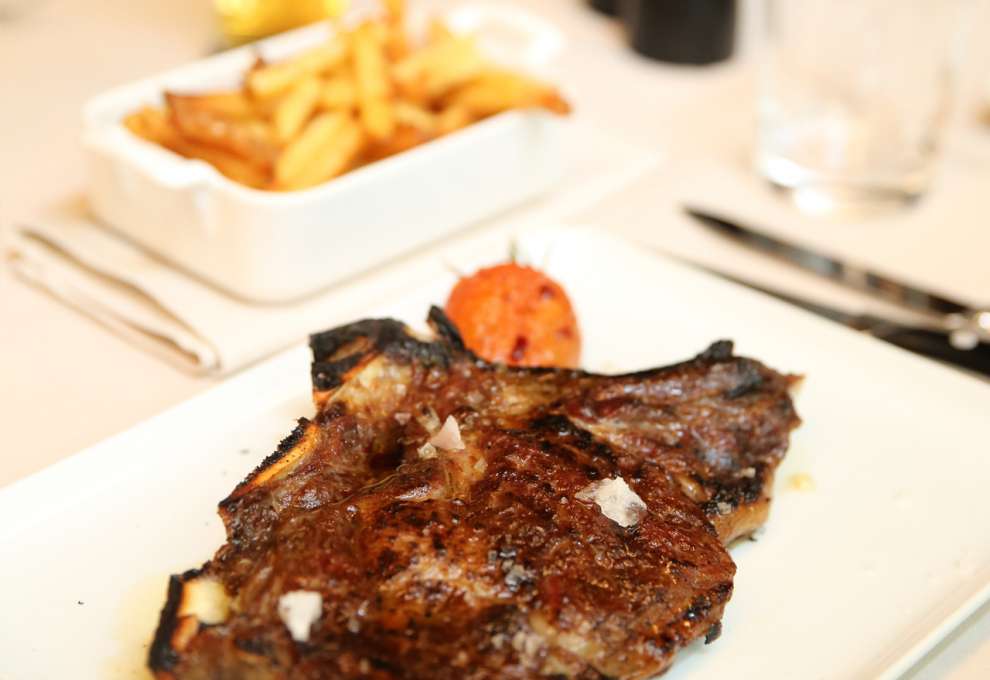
(83, 126), (213, 191)
(444, 3), (565, 70)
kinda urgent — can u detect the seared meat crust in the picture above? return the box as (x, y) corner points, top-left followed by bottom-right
(150, 308), (799, 680)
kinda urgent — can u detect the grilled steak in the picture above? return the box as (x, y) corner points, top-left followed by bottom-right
(150, 308), (799, 680)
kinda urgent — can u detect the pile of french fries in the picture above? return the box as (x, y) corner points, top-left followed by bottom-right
(124, 0), (570, 191)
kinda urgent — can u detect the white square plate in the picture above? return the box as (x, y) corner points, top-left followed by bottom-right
(2, 226), (988, 679)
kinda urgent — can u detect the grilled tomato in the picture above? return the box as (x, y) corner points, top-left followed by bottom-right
(445, 263), (581, 367)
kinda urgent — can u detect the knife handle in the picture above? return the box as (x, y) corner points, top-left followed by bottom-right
(869, 325), (990, 377)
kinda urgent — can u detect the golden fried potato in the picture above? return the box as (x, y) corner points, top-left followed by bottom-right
(124, 0), (570, 191)
(352, 22), (395, 140)
(383, 0), (404, 22)
(363, 124), (428, 162)
(281, 116), (364, 190)
(436, 105), (473, 135)
(393, 36), (483, 100)
(427, 19), (454, 45)
(124, 106), (184, 147)
(166, 92), (279, 168)
(320, 76), (357, 110)
(447, 70), (572, 117)
(164, 91), (255, 119)
(393, 100), (437, 134)
(247, 41), (347, 99)
(422, 39), (484, 98)
(381, 0), (409, 60)
(275, 111), (363, 189)
(383, 26), (410, 61)
(273, 74), (322, 143)
(176, 141), (270, 188)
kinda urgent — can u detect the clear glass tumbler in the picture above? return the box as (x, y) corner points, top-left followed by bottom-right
(755, 1), (964, 215)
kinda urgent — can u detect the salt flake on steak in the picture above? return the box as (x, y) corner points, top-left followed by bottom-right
(278, 590), (323, 643)
(576, 477), (647, 527)
(429, 415), (465, 451)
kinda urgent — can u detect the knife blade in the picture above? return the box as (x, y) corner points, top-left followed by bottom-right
(684, 206), (990, 346)
(687, 263), (990, 377)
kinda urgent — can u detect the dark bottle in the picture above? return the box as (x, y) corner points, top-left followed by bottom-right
(623, 0), (737, 65)
(588, 0), (619, 16)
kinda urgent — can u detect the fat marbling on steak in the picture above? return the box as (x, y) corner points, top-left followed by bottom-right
(149, 307), (800, 680)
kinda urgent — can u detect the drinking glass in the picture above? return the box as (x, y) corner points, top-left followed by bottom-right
(755, 1), (965, 215)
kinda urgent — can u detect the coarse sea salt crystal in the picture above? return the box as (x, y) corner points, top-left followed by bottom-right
(575, 477), (647, 527)
(429, 415), (465, 451)
(278, 590), (323, 643)
(417, 442), (438, 459)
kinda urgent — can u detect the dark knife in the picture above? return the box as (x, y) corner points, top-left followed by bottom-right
(684, 207), (990, 348)
(689, 265), (990, 377)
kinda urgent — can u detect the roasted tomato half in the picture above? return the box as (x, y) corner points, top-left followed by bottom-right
(445, 263), (581, 368)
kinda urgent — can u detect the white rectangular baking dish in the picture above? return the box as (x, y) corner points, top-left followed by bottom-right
(82, 5), (567, 302)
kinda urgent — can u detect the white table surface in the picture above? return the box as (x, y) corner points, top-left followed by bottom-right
(1, 0), (988, 677)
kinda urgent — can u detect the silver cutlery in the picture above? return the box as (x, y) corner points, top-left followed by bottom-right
(684, 207), (990, 350)
(682, 263), (990, 376)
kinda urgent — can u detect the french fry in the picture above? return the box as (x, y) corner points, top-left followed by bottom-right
(175, 141), (270, 188)
(393, 36), (483, 100)
(247, 41), (348, 99)
(384, 24), (410, 61)
(280, 116), (365, 190)
(436, 105), (473, 135)
(251, 91), (285, 120)
(393, 100), (436, 134)
(273, 75), (322, 143)
(125, 108), (269, 187)
(165, 91), (255, 119)
(392, 41), (437, 88)
(363, 124), (426, 162)
(421, 39), (484, 98)
(352, 22), (395, 140)
(358, 97), (396, 140)
(124, 106), (184, 147)
(362, 21), (390, 46)
(427, 19), (455, 45)
(320, 76), (357, 110)
(392, 77), (428, 105)
(275, 111), (348, 187)
(383, 0), (404, 23)
(167, 92), (280, 168)
(126, 2), (570, 192)
(447, 70), (572, 117)
(381, 0), (409, 60)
